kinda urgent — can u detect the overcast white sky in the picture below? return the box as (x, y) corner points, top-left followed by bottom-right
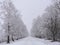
(13, 0), (51, 30)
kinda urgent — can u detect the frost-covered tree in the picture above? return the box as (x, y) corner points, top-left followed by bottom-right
(0, 0), (28, 43)
(42, 0), (60, 41)
(0, 2), (7, 43)
(31, 0), (60, 41)
(31, 16), (45, 38)
(44, 0), (60, 41)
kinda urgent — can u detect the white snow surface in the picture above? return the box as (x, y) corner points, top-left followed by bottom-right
(0, 36), (60, 45)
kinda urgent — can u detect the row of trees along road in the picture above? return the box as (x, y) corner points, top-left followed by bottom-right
(31, 0), (60, 41)
(0, 0), (28, 43)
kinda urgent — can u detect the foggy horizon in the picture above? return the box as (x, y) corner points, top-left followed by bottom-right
(13, 0), (51, 31)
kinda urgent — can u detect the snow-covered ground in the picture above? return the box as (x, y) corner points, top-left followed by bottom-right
(0, 36), (60, 45)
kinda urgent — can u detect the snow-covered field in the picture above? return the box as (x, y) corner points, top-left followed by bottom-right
(0, 36), (60, 45)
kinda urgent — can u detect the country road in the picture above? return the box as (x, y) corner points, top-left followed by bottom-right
(0, 36), (60, 45)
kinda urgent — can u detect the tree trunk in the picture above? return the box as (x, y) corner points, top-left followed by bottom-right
(53, 36), (56, 41)
(7, 35), (10, 43)
(52, 34), (57, 41)
(12, 36), (14, 41)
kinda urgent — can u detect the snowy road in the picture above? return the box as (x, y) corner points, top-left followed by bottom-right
(0, 37), (60, 45)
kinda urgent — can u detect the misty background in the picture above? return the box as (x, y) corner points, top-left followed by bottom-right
(13, 0), (51, 31)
